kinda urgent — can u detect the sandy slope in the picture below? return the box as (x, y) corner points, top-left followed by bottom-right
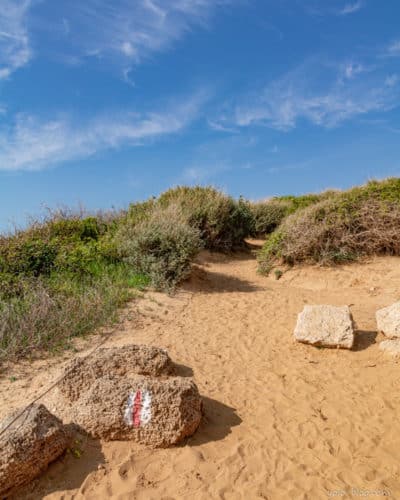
(2, 242), (400, 499)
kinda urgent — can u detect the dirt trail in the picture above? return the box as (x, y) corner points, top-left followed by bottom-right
(2, 244), (400, 499)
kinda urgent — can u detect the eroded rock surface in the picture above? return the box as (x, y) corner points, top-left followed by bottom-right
(379, 338), (400, 356)
(0, 404), (70, 496)
(59, 344), (174, 402)
(376, 302), (400, 339)
(70, 375), (202, 447)
(294, 305), (354, 349)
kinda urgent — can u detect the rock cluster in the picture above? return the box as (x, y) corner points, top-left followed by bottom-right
(294, 301), (400, 355)
(0, 404), (70, 497)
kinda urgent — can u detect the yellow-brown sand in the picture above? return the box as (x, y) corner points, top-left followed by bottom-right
(2, 243), (400, 499)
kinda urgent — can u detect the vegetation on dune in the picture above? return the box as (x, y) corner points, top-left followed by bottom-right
(2, 179), (400, 360)
(258, 178), (400, 273)
(157, 186), (253, 250)
(116, 204), (202, 291)
(0, 186), (251, 360)
(0, 211), (148, 359)
(249, 190), (338, 236)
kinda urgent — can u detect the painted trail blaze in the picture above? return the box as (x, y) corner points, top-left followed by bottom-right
(124, 390), (152, 427)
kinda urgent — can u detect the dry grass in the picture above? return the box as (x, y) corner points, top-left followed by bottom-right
(258, 178), (400, 273)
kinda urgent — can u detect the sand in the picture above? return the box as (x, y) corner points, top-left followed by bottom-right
(1, 241), (400, 499)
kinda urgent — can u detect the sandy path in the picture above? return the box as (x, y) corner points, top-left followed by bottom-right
(2, 245), (400, 499)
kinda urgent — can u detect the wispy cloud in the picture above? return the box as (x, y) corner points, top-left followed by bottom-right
(61, 0), (232, 69)
(219, 58), (400, 131)
(385, 74), (399, 87)
(207, 119), (238, 133)
(0, 91), (207, 171)
(339, 1), (363, 15)
(0, 0), (32, 79)
(181, 163), (230, 183)
(340, 62), (365, 80)
(387, 40), (400, 57)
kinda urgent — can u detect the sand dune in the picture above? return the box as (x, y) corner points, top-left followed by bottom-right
(2, 242), (400, 499)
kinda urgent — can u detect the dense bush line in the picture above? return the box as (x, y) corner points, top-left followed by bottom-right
(258, 178), (400, 273)
(2, 180), (400, 360)
(0, 187), (252, 360)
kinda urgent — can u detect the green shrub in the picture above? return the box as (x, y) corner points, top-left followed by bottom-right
(0, 236), (58, 276)
(249, 190), (338, 236)
(116, 204), (202, 291)
(0, 266), (143, 359)
(258, 178), (400, 272)
(158, 186), (253, 250)
(249, 200), (290, 235)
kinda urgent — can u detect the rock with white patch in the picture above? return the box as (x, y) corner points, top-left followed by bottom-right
(376, 302), (400, 339)
(379, 338), (400, 356)
(0, 404), (70, 497)
(294, 305), (354, 349)
(70, 375), (202, 447)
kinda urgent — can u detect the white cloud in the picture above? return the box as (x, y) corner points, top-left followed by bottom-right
(63, 0), (231, 67)
(0, 92), (207, 171)
(181, 163), (229, 183)
(207, 119), (238, 133)
(0, 0), (32, 79)
(228, 60), (400, 131)
(342, 62), (365, 80)
(339, 1), (363, 15)
(387, 40), (400, 57)
(385, 74), (399, 87)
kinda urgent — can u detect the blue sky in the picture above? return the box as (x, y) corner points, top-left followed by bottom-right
(0, 0), (400, 230)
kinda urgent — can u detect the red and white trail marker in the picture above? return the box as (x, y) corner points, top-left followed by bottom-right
(124, 389), (152, 428)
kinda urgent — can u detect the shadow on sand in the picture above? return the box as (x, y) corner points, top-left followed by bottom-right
(184, 268), (264, 294)
(173, 363), (194, 377)
(352, 330), (378, 352)
(185, 396), (242, 447)
(13, 427), (105, 500)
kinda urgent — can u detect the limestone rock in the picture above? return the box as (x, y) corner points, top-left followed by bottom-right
(59, 345), (174, 402)
(379, 339), (400, 356)
(376, 302), (400, 338)
(294, 305), (354, 349)
(70, 375), (202, 447)
(0, 404), (70, 496)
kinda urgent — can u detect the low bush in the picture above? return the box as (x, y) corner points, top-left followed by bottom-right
(249, 191), (338, 236)
(249, 200), (290, 236)
(116, 204), (202, 291)
(258, 178), (400, 272)
(158, 186), (253, 250)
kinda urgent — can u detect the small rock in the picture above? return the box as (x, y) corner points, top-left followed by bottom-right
(379, 339), (400, 356)
(0, 404), (70, 497)
(376, 302), (400, 338)
(294, 305), (354, 349)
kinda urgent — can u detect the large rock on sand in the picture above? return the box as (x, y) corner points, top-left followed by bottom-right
(379, 339), (400, 356)
(69, 375), (202, 447)
(0, 404), (70, 496)
(376, 302), (400, 338)
(294, 305), (354, 349)
(59, 344), (174, 402)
